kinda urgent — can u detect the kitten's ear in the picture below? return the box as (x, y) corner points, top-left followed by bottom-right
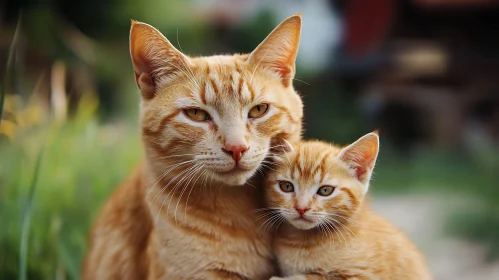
(248, 14), (302, 86)
(338, 132), (379, 185)
(130, 21), (190, 98)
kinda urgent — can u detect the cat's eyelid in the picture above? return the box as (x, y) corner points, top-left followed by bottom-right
(174, 98), (203, 108)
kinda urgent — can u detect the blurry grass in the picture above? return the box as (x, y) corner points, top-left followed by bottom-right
(19, 149), (43, 280)
(0, 98), (141, 279)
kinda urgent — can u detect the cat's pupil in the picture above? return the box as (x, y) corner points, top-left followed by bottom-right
(279, 181), (294, 193)
(317, 186), (334, 196)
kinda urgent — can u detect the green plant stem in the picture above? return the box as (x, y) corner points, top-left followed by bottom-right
(19, 149), (43, 280)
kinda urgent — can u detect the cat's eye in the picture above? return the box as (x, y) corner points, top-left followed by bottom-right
(317, 186), (335, 196)
(248, 104), (269, 119)
(184, 108), (211, 122)
(278, 181), (294, 193)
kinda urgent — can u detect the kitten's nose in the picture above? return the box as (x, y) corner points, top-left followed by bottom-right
(222, 144), (249, 163)
(295, 207), (310, 216)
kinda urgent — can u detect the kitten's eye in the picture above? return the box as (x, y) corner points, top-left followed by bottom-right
(248, 104), (269, 119)
(184, 108), (211, 122)
(317, 186), (335, 196)
(278, 181), (294, 193)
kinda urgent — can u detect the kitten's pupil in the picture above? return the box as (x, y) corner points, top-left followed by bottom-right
(279, 181), (294, 193)
(317, 186), (335, 196)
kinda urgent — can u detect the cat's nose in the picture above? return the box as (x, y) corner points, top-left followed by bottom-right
(295, 207), (310, 216)
(222, 144), (249, 163)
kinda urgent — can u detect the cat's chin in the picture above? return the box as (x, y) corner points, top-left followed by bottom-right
(211, 168), (257, 186)
(288, 219), (317, 230)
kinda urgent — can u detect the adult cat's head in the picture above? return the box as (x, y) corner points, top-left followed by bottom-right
(130, 15), (303, 186)
(264, 133), (379, 230)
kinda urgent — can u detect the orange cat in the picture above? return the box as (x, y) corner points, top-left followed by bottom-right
(83, 15), (304, 279)
(264, 133), (432, 280)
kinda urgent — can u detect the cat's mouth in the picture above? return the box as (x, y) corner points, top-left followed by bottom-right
(218, 166), (253, 175)
(294, 216), (313, 223)
(212, 166), (258, 186)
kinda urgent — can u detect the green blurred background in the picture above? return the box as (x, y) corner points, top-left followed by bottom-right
(1, 0), (498, 279)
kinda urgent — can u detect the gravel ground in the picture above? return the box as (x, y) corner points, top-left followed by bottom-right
(370, 195), (499, 280)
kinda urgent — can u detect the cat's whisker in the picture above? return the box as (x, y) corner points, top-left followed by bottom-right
(261, 213), (283, 235)
(250, 49), (268, 85)
(176, 164), (205, 222)
(258, 212), (280, 232)
(175, 28), (201, 90)
(247, 207), (285, 214)
(149, 160), (197, 202)
(155, 163), (199, 223)
(245, 180), (258, 190)
(162, 60), (199, 91)
(166, 164), (202, 222)
(280, 77), (310, 86)
(254, 211), (279, 222)
(325, 218), (349, 244)
(173, 164), (203, 215)
(268, 215), (285, 234)
(325, 216), (357, 239)
(151, 153), (197, 160)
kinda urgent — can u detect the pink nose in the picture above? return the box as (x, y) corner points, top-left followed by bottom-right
(295, 207), (310, 216)
(222, 145), (249, 163)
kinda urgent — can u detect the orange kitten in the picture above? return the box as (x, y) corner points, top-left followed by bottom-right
(83, 15), (304, 279)
(264, 133), (432, 280)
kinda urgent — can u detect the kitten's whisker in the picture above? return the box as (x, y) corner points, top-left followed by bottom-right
(325, 216), (357, 239)
(325, 218), (348, 245)
(247, 207), (284, 214)
(258, 212), (280, 233)
(261, 213), (282, 235)
(254, 211), (279, 221)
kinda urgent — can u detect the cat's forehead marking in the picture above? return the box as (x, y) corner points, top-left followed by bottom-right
(200, 60), (255, 107)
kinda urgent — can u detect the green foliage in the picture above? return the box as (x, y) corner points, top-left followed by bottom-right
(0, 107), (141, 279)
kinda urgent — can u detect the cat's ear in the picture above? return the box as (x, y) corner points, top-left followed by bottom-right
(338, 132), (379, 185)
(248, 14), (302, 86)
(130, 20), (190, 99)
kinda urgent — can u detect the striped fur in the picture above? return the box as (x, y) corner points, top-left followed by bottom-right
(265, 134), (432, 280)
(83, 15), (304, 279)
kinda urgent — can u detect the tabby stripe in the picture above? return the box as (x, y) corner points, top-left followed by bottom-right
(210, 78), (219, 96)
(237, 76), (244, 97)
(314, 151), (332, 181)
(199, 79), (207, 104)
(141, 111), (180, 137)
(247, 82), (256, 101)
(341, 188), (358, 208)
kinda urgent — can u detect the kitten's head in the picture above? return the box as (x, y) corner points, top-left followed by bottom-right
(130, 15), (303, 186)
(265, 133), (379, 230)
